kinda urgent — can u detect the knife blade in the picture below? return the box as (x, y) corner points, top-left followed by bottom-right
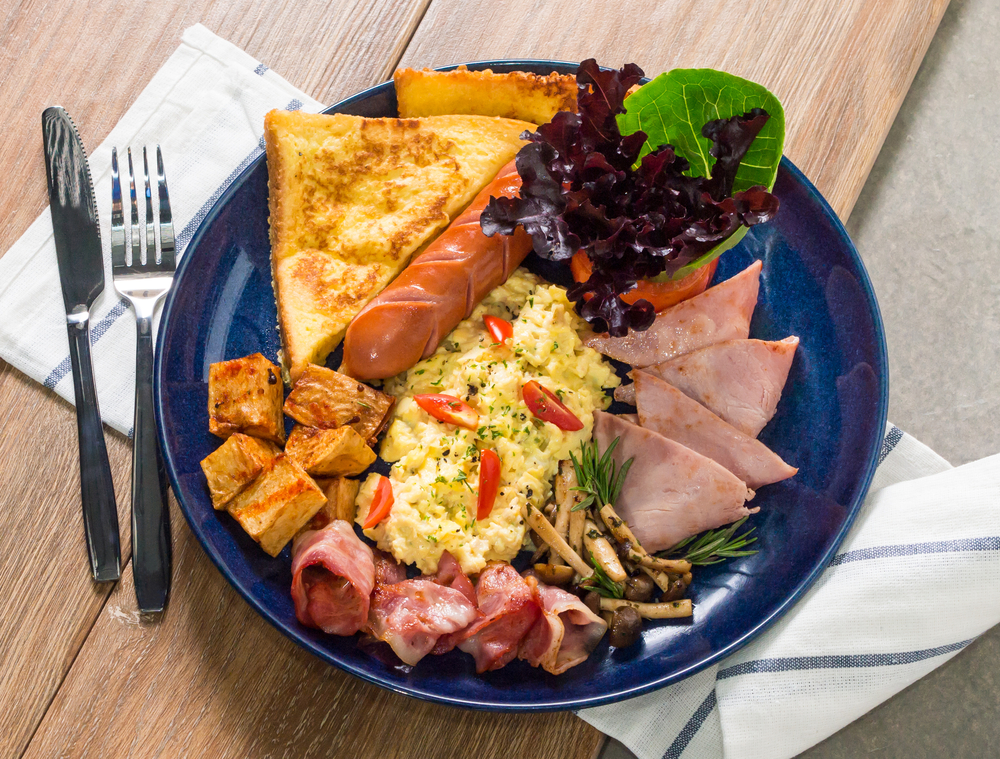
(42, 106), (121, 582)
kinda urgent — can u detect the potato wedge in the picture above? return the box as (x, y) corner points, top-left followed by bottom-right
(200, 433), (280, 509)
(285, 424), (376, 476)
(283, 364), (394, 445)
(208, 353), (285, 443)
(306, 476), (362, 530)
(227, 455), (327, 557)
(394, 66), (577, 125)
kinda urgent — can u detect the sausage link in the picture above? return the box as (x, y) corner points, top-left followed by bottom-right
(341, 160), (532, 380)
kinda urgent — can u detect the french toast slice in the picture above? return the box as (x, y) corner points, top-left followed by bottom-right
(394, 66), (578, 125)
(264, 109), (533, 383)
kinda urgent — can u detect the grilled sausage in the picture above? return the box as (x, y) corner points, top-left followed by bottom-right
(340, 160), (532, 380)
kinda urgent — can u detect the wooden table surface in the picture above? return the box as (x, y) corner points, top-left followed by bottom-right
(0, 1), (949, 757)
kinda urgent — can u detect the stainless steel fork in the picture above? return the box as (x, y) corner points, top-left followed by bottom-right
(111, 146), (174, 613)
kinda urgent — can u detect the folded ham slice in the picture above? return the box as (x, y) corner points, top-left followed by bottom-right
(633, 370), (797, 489)
(613, 336), (797, 437)
(651, 336), (797, 436)
(593, 411), (754, 552)
(585, 260), (761, 367)
(366, 549), (479, 666)
(519, 583), (607, 675)
(458, 562), (541, 673)
(291, 521), (375, 636)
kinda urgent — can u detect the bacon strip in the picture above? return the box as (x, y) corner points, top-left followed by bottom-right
(366, 550), (479, 666)
(519, 583), (608, 675)
(291, 521), (375, 636)
(458, 563), (541, 673)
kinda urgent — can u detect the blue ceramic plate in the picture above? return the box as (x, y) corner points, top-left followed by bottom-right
(154, 60), (888, 711)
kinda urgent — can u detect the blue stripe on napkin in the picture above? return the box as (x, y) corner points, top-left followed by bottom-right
(831, 537), (1000, 566)
(662, 691), (717, 759)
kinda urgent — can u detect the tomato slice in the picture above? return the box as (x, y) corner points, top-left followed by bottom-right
(570, 251), (718, 312)
(484, 315), (514, 344)
(521, 381), (583, 431)
(413, 393), (479, 430)
(362, 475), (394, 529)
(476, 449), (502, 520)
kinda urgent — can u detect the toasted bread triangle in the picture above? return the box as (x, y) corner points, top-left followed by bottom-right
(264, 109), (533, 382)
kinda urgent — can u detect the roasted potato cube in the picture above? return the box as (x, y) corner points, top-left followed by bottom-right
(285, 425), (376, 477)
(283, 364), (394, 444)
(208, 353), (285, 443)
(394, 66), (578, 125)
(306, 476), (362, 530)
(227, 455), (326, 556)
(200, 433), (281, 509)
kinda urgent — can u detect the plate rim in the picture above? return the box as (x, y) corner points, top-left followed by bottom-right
(154, 59), (889, 711)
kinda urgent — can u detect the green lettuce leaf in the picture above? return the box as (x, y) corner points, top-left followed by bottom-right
(619, 68), (785, 193)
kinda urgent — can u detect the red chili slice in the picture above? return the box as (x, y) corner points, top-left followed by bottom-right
(484, 315), (514, 344)
(362, 475), (394, 529)
(477, 449), (502, 520)
(413, 393), (479, 430)
(521, 381), (584, 431)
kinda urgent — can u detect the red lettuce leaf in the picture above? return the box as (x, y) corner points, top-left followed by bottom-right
(480, 60), (780, 337)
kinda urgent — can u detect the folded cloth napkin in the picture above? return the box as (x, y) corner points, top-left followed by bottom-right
(0, 23), (322, 435)
(3, 26), (998, 759)
(580, 424), (1000, 759)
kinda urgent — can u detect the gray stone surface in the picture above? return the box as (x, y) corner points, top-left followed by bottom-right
(599, 0), (1000, 756)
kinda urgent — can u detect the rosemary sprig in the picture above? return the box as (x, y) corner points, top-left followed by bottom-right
(569, 436), (634, 512)
(579, 552), (624, 598)
(660, 516), (759, 566)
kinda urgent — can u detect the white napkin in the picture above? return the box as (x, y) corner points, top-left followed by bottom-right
(580, 424), (1000, 759)
(0, 23), (322, 435)
(3, 26), (997, 759)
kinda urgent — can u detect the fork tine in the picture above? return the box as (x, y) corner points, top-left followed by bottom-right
(127, 148), (142, 266)
(110, 148), (126, 272)
(156, 146), (175, 271)
(142, 147), (156, 264)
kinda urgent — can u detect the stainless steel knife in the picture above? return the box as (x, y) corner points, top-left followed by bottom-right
(42, 106), (121, 582)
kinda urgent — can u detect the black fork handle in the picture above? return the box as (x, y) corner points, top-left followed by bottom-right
(131, 314), (171, 612)
(67, 318), (121, 582)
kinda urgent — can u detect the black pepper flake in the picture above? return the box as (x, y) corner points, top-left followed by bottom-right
(467, 384), (478, 396)
(526, 487), (533, 499)
(348, 415), (361, 424)
(267, 369), (277, 385)
(442, 449), (450, 457)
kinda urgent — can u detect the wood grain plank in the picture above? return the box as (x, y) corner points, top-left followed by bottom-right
(398, 0), (950, 221)
(23, 506), (602, 759)
(0, 1), (429, 755)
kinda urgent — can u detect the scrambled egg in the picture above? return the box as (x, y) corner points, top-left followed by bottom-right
(356, 270), (619, 574)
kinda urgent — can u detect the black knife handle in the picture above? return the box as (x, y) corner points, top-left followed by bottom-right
(131, 315), (171, 613)
(66, 317), (121, 582)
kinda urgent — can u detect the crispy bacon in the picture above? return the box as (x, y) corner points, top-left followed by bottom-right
(291, 521), (375, 636)
(458, 563), (542, 673)
(520, 583), (608, 675)
(366, 550), (479, 666)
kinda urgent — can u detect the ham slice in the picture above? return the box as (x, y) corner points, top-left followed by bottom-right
(650, 337), (798, 436)
(519, 583), (607, 675)
(585, 260), (761, 367)
(365, 550), (479, 666)
(458, 563), (541, 673)
(291, 521), (375, 636)
(593, 411), (754, 552)
(633, 370), (797, 489)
